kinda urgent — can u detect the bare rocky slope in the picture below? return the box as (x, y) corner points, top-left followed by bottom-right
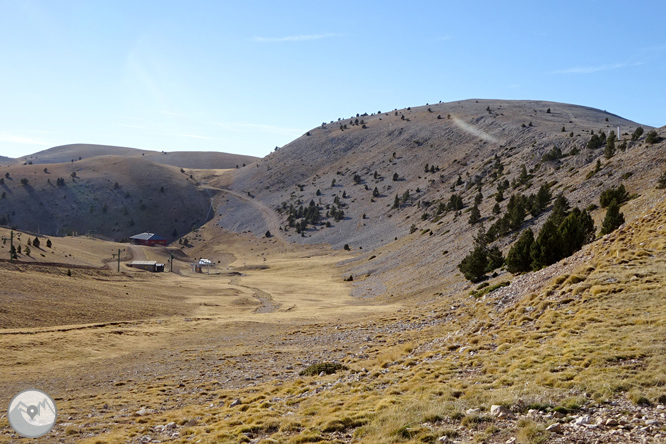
(216, 99), (663, 299)
(0, 145), (258, 240)
(0, 155), (211, 240)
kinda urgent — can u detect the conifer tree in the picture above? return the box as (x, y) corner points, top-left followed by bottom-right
(558, 208), (595, 257)
(469, 204), (481, 224)
(506, 228), (534, 273)
(530, 220), (562, 270)
(600, 199), (624, 235)
(458, 226), (488, 282)
(605, 131), (616, 159)
(485, 246), (504, 272)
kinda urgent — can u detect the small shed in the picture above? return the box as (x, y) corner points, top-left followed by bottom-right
(129, 260), (164, 272)
(129, 232), (168, 246)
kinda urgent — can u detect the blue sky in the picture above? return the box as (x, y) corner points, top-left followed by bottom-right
(1, 0), (665, 159)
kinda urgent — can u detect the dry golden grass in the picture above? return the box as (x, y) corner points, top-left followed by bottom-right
(3, 193), (666, 443)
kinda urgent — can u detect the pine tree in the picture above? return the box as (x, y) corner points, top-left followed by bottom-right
(393, 194), (400, 209)
(506, 228), (534, 273)
(468, 204), (481, 224)
(605, 131), (616, 159)
(549, 194), (570, 227)
(32, 237), (40, 249)
(458, 226), (490, 282)
(474, 192), (483, 205)
(495, 188), (504, 202)
(600, 199), (624, 235)
(485, 246), (504, 272)
(519, 164), (529, 183)
(530, 220), (562, 270)
(492, 203), (501, 215)
(558, 208), (595, 257)
(458, 246), (487, 282)
(46, 239), (52, 248)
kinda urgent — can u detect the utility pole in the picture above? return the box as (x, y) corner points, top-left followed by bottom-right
(1, 231), (17, 263)
(112, 248), (124, 272)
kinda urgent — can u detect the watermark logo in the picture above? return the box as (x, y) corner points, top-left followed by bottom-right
(7, 389), (57, 438)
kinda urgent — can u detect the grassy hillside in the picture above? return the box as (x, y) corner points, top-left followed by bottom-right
(1, 99), (665, 443)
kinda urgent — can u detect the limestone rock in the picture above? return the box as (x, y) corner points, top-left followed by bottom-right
(546, 423), (563, 434)
(490, 405), (514, 419)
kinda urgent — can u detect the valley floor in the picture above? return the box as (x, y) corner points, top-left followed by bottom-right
(1, 198), (666, 443)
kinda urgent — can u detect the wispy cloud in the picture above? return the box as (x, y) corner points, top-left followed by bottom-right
(0, 132), (48, 145)
(253, 33), (342, 43)
(552, 62), (643, 74)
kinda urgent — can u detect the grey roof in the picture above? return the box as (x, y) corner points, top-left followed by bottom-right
(130, 232), (166, 240)
(130, 261), (158, 266)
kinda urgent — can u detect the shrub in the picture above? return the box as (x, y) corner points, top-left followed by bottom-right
(299, 362), (348, 376)
(657, 171), (666, 189)
(20, 178), (29, 185)
(631, 126), (644, 141)
(392, 172), (399, 181)
(343, 244), (350, 251)
(645, 130), (662, 144)
(541, 146), (563, 161)
(600, 184), (629, 208)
